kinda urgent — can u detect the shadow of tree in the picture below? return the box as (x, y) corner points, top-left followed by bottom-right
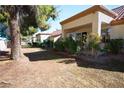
(0, 51), (10, 61)
(24, 50), (69, 62)
(58, 59), (76, 64)
(76, 58), (124, 73)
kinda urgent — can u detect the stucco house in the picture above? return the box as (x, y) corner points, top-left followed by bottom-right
(60, 5), (124, 41)
(32, 30), (62, 43)
(49, 30), (62, 42)
(32, 31), (51, 43)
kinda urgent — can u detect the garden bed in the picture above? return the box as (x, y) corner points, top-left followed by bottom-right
(52, 49), (76, 58)
(75, 53), (124, 72)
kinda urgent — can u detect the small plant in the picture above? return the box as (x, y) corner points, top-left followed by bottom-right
(30, 41), (44, 48)
(106, 39), (124, 54)
(64, 37), (77, 54)
(87, 32), (101, 56)
(54, 39), (65, 51)
(54, 37), (78, 54)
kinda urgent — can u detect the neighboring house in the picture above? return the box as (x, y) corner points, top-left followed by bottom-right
(49, 30), (62, 42)
(32, 30), (62, 43)
(32, 31), (51, 43)
(60, 5), (124, 41)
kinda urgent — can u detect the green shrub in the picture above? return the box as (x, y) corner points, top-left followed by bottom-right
(106, 39), (124, 54)
(88, 32), (101, 50)
(87, 32), (101, 56)
(54, 39), (65, 51)
(42, 40), (54, 48)
(54, 37), (78, 54)
(32, 42), (42, 47)
(64, 37), (77, 54)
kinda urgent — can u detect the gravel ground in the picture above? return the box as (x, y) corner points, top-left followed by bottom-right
(0, 48), (124, 88)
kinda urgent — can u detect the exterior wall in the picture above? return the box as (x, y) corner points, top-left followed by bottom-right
(62, 11), (113, 38)
(54, 35), (61, 42)
(66, 27), (92, 41)
(99, 12), (113, 24)
(110, 24), (124, 39)
(49, 35), (62, 42)
(62, 13), (94, 30)
(67, 27), (92, 37)
(32, 37), (36, 42)
(92, 12), (113, 36)
(33, 34), (50, 43)
(38, 34), (50, 42)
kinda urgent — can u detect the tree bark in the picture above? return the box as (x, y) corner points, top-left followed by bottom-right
(9, 13), (23, 61)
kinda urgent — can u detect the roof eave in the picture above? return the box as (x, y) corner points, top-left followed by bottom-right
(60, 5), (117, 25)
(111, 18), (124, 26)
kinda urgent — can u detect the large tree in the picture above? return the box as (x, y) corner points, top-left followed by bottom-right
(0, 5), (58, 61)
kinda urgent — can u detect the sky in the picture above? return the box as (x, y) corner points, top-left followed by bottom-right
(45, 5), (120, 33)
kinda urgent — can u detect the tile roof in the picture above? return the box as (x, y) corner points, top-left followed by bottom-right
(112, 5), (124, 20)
(51, 30), (62, 37)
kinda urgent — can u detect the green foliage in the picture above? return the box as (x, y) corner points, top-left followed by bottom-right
(31, 39), (54, 48)
(21, 26), (36, 36)
(54, 39), (65, 51)
(42, 40), (54, 48)
(28, 26), (36, 35)
(36, 5), (58, 31)
(86, 32), (101, 57)
(54, 37), (78, 54)
(64, 37), (77, 54)
(105, 39), (124, 54)
(0, 5), (58, 36)
(0, 12), (9, 23)
(32, 42), (42, 47)
(88, 32), (101, 51)
(21, 5), (58, 36)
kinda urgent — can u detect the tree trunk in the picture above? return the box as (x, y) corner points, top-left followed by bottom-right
(9, 13), (23, 61)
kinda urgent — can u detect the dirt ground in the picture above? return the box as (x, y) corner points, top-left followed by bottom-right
(0, 48), (124, 88)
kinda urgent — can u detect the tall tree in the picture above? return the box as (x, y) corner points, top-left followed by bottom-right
(0, 5), (58, 61)
(21, 5), (58, 36)
(36, 5), (57, 31)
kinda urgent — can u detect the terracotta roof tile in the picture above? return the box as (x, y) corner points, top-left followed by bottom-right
(112, 5), (124, 20)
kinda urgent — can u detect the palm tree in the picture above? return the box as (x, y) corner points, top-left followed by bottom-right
(0, 5), (58, 61)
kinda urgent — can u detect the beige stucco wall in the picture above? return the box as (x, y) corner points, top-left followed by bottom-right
(62, 13), (94, 30)
(49, 35), (62, 42)
(98, 12), (113, 24)
(35, 34), (50, 42)
(110, 24), (124, 39)
(66, 27), (92, 41)
(61, 11), (114, 38)
(66, 27), (92, 36)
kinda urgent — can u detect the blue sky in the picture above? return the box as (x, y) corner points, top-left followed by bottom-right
(46, 5), (120, 33)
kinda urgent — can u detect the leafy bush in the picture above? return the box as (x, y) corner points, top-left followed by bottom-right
(106, 39), (124, 54)
(54, 39), (65, 51)
(87, 32), (101, 56)
(32, 42), (42, 47)
(54, 37), (78, 54)
(88, 32), (101, 50)
(64, 37), (77, 54)
(43, 40), (54, 48)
